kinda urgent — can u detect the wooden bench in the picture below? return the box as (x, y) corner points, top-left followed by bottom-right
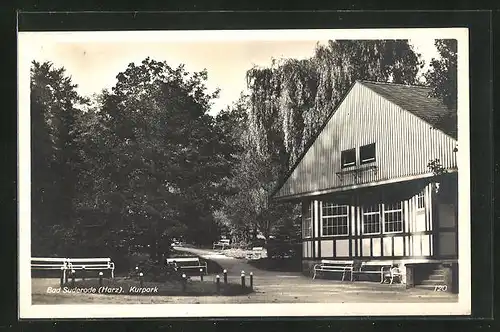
(246, 247), (265, 260)
(31, 257), (115, 279)
(213, 239), (231, 250)
(382, 266), (403, 284)
(166, 257), (207, 275)
(352, 261), (394, 283)
(312, 260), (354, 281)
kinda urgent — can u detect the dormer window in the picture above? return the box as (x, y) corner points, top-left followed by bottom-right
(341, 148), (356, 168)
(360, 143), (376, 164)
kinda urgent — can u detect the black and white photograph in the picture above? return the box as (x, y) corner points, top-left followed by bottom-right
(18, 28), (471, 318)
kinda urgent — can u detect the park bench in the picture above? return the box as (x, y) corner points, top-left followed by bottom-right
(382, 266), (403, 284)
(246, 247), (265, 260)
(213, 239), (231, 250)
(31, 257), (115, 279)
(312, 260), (354, 281)
(165, 257), (208, 275)
(352, 261), (400, 283)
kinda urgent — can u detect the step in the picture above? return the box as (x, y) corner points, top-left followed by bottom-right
(420, 279), (444, 286)
(415, 284), (443, 291)
(430, 269), (446, 275)
(428, 274), (446, 281)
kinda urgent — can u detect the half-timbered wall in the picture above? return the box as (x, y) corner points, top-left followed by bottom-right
(301, 181), (457, 261)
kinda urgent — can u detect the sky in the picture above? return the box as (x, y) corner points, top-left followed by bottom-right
(23, 33), (441, 116)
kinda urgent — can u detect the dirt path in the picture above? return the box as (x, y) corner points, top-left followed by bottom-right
(173, 246), (299, 278)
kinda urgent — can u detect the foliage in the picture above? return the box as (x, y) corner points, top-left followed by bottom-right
(31, 58), (237, 260)
(427, 158), (448, 176)
(246, 40), (422, 169)
(31, 61), (89, 256)
(129, 258), (184, 282)
(424, 39), (457, 111)
(424, 39), (458, 139)
(32, 39), (454, 262)
(218, 40), (422, 244)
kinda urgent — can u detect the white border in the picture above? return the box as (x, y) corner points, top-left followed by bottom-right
(18, 28), (471, 318)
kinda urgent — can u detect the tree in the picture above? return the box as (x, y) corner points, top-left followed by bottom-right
(80, 58), (234, 257)
(424, 39), (457, 111)
(246, 40), (422, 169)
(222, 40), (423, 244)
(31, 61), (88, 255)
(424, 39), (458, 138)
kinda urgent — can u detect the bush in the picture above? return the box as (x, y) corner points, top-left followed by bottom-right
(129, 258), (184, 282)
(265, 241), (301, 259)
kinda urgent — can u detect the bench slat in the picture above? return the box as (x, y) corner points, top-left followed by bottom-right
(67, 258), (111, 263)
(166, 258), (200, 263)
(321, 260), (354, 264)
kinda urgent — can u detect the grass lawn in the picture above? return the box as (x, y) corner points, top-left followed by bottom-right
(58, 277), (253, 296)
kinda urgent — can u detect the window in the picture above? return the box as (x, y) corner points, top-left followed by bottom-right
(362, 204), (381, 234)
(383, 202), (403, 233)
(360, 143), (376, 164)
(321, 202), (349, 236)
(417, 190), (425, 209)
(341, 148), (356, 168)
(302, 202), (312, 238)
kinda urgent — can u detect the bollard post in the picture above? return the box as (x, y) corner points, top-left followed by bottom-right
(241, 271), (246, 288)
(99, 272), (103, 287)
(60, 267), (64, 287)
(216, 275), (220, 293)
(200, 268), (204, 281)
(182, 274), (187, 292)
(139, 272), (144, 287)
(250, 272), (253, 289)
(223, 269), (228, 284)
(71, 270), (76, 287)
(135, 266), (139, 275)
(82, 266), (86, 281)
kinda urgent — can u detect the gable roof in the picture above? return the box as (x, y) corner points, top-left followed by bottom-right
(271, 80), (457, 200)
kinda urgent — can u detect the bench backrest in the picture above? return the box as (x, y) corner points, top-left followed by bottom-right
(31, 258), (68, 270)
(32, 257), (67, 262)
(360, 261), (393, 267)
(67, 258), (111, 263)
(321, 260), (354, 266)
(166, 257), (200, 264)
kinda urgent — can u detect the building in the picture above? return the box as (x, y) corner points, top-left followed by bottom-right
(271, 80), (459, 292)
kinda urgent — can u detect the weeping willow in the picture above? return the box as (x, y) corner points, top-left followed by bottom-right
(245, 40), (422, 173)
(220, 40), (422, 242)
